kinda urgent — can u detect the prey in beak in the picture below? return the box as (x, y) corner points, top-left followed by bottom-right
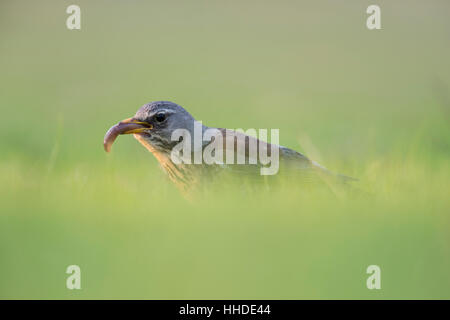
(103, 118), (152, 152)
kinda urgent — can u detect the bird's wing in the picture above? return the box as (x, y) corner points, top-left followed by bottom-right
(215, 128), (312, 167)
(211, 129), (314, 177)
(210, 129), (356, 186)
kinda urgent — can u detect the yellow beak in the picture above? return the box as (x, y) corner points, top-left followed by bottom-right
(119, 118), (153, 133)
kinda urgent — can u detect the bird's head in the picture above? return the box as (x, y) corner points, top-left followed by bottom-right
(104, 101), (197, 153)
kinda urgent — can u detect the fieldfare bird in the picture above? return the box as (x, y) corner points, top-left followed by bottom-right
(104, 101), (354, 192)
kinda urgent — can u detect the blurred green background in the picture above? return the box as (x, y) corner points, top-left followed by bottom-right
(0, 0), (449, 299)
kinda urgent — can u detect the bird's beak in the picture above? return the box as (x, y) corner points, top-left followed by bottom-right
(103, 118), (153, 152)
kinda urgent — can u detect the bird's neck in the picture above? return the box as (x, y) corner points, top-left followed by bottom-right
(133, 133), (204, 191)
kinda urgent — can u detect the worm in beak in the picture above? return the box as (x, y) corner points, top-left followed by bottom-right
(103, 118), (152, 152)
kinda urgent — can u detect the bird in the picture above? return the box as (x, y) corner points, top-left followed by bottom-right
(104, 101), (355, 193)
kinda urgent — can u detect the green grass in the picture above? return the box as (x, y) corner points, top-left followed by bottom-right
(0, 0), (449, 299)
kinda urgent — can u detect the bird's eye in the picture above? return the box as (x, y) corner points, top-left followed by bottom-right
(155, 113), (166, 122)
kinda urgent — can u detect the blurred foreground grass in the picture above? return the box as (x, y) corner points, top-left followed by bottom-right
(0, 0), (449, 298)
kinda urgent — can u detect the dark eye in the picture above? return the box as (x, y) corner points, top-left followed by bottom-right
(155, 113), (166, 122)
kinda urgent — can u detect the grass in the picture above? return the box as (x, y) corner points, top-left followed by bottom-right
(0, 0), (449, 299)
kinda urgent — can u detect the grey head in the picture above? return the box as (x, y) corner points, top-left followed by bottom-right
(103, 101), (205, 154)
(133, 101), (200, 152)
